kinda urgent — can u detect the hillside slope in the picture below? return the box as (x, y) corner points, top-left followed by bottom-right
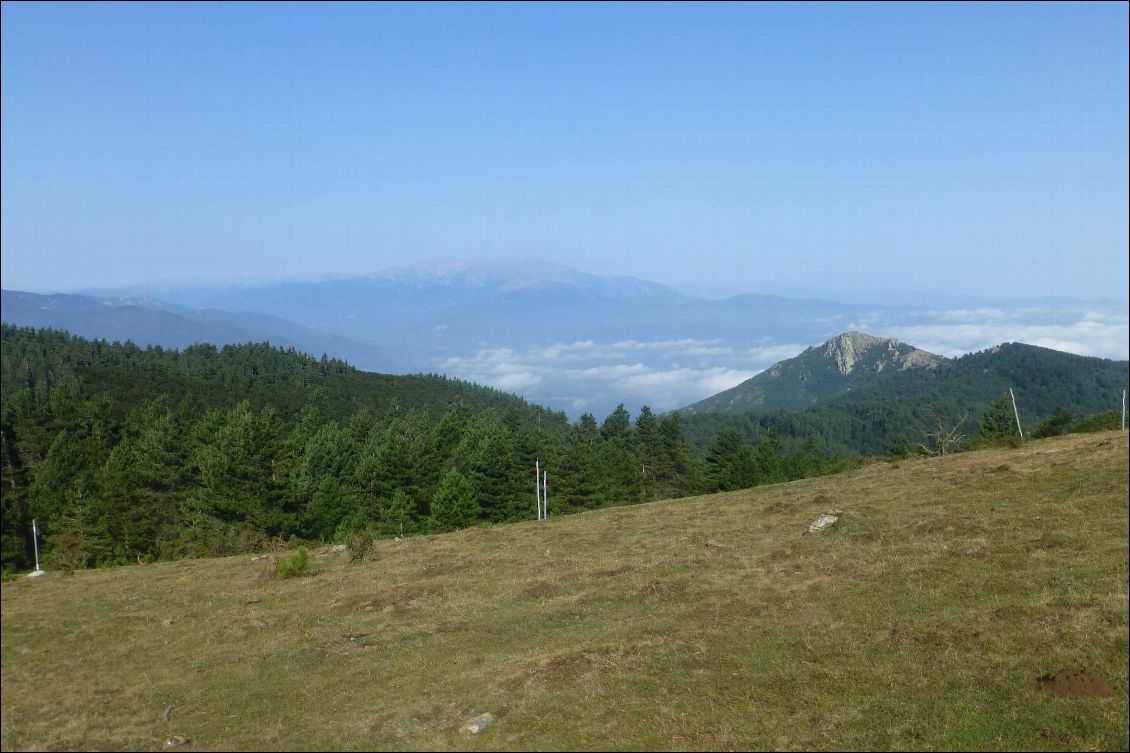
(0, 324), (562, 425)
(680, 331), (943, 415)
(2, 432), (1126, 751)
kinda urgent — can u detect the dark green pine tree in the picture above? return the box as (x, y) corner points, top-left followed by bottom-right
(1033, 406), (1072, 439)
(558, 413), (602, 511)
(704, 428), (756, 492)
(598, 404), (642, 504)
(190, 401), (285, 531)
(432, 399), (474, 466)
(356, 413), (428, 523)
(430, 467), (480, 533)
(788, 436), (826, 480)
(752, 427), (787, 485)
(304, 476), (360, 541)
(656, 413), (701, 498)
(93, 396), (188, 564)
(460, 410), (524, 523)
(979, 394), (1020, 439)
(376, 489), (414, 536)
(290, 421), (355, 516)
(634, 406), (662, 501)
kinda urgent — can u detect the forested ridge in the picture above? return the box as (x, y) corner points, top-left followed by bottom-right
(0, 326), (839, 574)
(683, 342), (1128, 454)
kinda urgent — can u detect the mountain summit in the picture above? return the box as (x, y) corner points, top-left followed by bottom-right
(679, 331), (943, 415)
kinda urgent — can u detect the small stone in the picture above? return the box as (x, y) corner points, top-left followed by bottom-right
(805, 509), (843, 534)
(459, 712), (495, 736)
(162, 619), (174, 627)
(330, 544), (348, 553)
(164, 735), (187, 748)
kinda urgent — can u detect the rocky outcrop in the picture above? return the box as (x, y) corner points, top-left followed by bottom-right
(821, 332), (940, 375)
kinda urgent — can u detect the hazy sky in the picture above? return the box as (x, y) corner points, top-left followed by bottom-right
(2, 2), (1127, 301)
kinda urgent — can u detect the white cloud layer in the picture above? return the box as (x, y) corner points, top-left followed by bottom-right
(881, 310), (1129, 361)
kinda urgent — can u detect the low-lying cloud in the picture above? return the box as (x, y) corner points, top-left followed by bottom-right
(440, 338), (764, 417)
(878, 309), (1129, 361)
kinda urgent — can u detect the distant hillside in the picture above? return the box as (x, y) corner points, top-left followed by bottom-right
(680, 331), (943, 415)
(0, 289), (406, 373)
(683, 340), (1128, 454)
(0, 324), (560, 426)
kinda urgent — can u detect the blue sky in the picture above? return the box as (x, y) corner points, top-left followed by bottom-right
(2, 2), (1127, 301)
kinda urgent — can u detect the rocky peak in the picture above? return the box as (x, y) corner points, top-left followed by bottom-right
(820, 331), (939, 375)
(822, 332), (889, 374)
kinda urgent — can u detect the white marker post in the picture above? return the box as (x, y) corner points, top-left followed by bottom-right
(1122, 389), (1126, 431)
(1009, 388), (1024, 440)
(28, 519), (45, 577)
(535, 460), (542, 521)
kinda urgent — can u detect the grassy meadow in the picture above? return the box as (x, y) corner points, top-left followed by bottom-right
(2, 431), (1127, 751)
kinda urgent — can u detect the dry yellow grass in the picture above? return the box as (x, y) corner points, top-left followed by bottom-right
(2, 431), (1127, 751)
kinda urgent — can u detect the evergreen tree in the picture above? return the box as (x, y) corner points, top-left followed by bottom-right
(598, 405), (641, 504)
(635, 406), (662, 500)
(979, 394), (1019, 439)
(304, 477), (359, 541)
(430, 468), (479, 533)
(558, 414), (602, 510)
(376, 489), (413, 536)
(788, 436), (826, 480)
(1034, 406), (1071, 438)
(657, 413), (700, 498)
(752, 428), (787, 485)
(704, 429), (756, 492)
(93, 396), (188, 563)
(461, 411), (523, 522)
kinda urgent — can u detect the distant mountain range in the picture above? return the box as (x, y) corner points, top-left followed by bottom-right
(85, 259), (875, 357)
(4, 259), (1126, 418)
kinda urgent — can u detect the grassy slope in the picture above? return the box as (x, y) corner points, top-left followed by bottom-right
(2, 432), (1127, 752)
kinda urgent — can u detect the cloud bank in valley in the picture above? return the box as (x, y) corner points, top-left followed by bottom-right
(439, 337), (798, 417)
(873, 308), (1129, 361)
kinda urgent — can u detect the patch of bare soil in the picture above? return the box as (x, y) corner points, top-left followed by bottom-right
(1034, 668), (1114, 699)
(523, 581), (559, 599)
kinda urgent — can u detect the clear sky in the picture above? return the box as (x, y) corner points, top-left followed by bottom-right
(2, 2), (1127, 301)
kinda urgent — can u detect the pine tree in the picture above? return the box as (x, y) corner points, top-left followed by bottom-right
(635, 406), (662, 500)
(598, 405), (641, 504)
(430, 468), (479, 533)
(1034, 406), (1072, 438)
(559, 414), (602, 511)
(979, 394), (1019, 439)
(657, 413), (700, 498)
(704, 429), (756, 492)
(304, 477), (359, 541)
(752, 428), (786, 485)
(376, 489), (413, 536)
